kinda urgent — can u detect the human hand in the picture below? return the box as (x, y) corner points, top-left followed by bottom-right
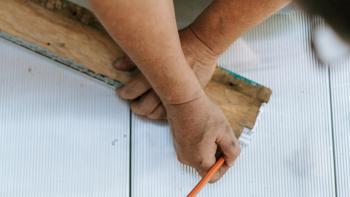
(165, 93), (241, 182)
(115, 28), (218, 120)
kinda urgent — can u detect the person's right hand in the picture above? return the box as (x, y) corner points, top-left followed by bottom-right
(165, 92), (241, 183)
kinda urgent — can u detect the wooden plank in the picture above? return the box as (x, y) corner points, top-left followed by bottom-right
(131, 10), (336, 197)
(330, 58), (350, 197)
(0, 0), (129, 82)
(0, 0), (271, 138)
(0, 39), (130, 196)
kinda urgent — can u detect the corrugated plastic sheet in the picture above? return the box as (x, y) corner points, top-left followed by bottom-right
(131, 10), (337, 197)
(0, 39), (130, 197)
(2, 2), (350, 197)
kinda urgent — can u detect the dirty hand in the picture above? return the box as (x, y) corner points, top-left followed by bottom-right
(165, 92), (241, 182)
(115, 27), (218, 120)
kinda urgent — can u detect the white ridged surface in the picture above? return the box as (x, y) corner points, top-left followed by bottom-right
(330, 56), (350, 197)
(215, 12), (336, 197)
(131, 10), (337, 197)
(1, 3), (348, 197)
(0, 39), (130, 197)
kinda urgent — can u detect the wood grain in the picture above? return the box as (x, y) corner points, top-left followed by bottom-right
(0, 0), (272, 137)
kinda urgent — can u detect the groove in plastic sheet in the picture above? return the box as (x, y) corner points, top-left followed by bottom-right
(131, 11), (336, 197)
(0, 39), (130, 197)
(329, 54), (350, 197)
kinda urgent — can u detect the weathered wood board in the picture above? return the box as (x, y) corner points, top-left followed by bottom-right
(0, 0), (272, 137)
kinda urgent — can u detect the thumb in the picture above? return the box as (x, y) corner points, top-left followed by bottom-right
(113, 56), (136, 71)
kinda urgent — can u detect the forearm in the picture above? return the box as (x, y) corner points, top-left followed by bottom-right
(90, 0), (203, 104)
(190, 0), (291, 55)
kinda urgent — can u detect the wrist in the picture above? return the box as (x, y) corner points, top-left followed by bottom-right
(189, 21), (235, 56)
(160, 77), (205, 106)
(143, 57), (205, 105)
(181, 26), (219, 60)
(164, 88), (207, 118)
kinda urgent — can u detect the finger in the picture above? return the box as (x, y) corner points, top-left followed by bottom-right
(209, 163), (229, 183)
(117, 73), (151, 100)
(193, 138), (218, 178)
(113, 56), (136, 71)
(147, 104), (167, 120)
(216, 132), (241, 168)
(130, 90), (161, 116)
(196, 157), (216, 179)
(206, 129), (241, 183)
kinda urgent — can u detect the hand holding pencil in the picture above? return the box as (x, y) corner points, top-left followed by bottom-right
(187, 157), (226, 197)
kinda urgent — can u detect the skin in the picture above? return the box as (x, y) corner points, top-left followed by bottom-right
(114, 0), (290, 120)
(89, 0), (289, 182)
(114, 28), (218, 120)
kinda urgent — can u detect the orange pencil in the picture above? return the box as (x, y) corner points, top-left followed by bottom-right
(187, 156), (225, 197)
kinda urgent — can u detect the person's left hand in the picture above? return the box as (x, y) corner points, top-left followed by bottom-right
(115, 28), (218, 120)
